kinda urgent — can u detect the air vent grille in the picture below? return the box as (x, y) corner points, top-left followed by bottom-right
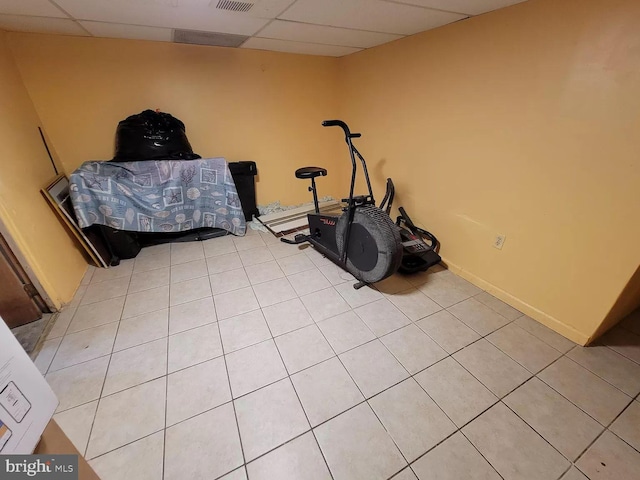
(216, 0), (254, 12)
(174, 29), (249, 48)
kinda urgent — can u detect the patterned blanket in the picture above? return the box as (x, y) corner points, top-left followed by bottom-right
(69, 158), (246, 235)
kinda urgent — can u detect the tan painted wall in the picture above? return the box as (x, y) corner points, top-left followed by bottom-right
(337, 0), (640, 344)
(0, 31), (87, 308)
(7, 33), (343, 206)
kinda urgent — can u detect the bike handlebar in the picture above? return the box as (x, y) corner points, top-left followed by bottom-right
(322, 119), (360, 139)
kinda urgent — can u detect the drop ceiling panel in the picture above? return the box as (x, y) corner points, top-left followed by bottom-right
(80, 21), (173, 42)
(259, 20), (403, 48)
(397, 0), (528, 16)
(280, 0), (467, 35)
(0, 0), (68, 18)
(0, 14), (88, 35)
(242, 37), (361, 57)
(54, 0), (271, 35)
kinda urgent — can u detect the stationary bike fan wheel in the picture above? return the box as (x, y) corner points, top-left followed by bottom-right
(336, 206), (403, 284)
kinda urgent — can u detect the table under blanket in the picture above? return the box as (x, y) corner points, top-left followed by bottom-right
(69, 158), (246, 235)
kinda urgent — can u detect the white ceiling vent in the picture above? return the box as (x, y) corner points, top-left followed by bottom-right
(215, 0), (254, 13)
(173, 29), (249, 47)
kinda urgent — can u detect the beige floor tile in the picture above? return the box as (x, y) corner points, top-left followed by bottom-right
(300, 287), (351, 322)
(601, 327), (640, 365)
(372, 274), (414, 295)
(463, 403), (569, 480)
(166, 356), (231, 426)
(80, 279), (130, 305)
(137, 244), (170, 258)
(334, 282), (384, 309)
(453, 339), (531, 398)
(103, 338), (167, 396)
(34, 336), (62, 374)
(504, 378), (603, 460)
(354, 298), (411, 337)
(121, 285), (169, 319)
(473, 291), (523, 320)
(207, 252), (244, 275)
(567, 344), (640, 396)
(164, 403), (243, 480)
(318, 263), (355, 286)
(416, 310), (480, 354)
(168, 296), (216, 334)
(226, 339), (287, 398)
(232, 234), (266, 252)
(203, 235), (237, 258)
(269, 242), (306, 260)
(133, 252), (170, 274)
(291, 357), (364, 427)
(610, 400), (640, 451)
(538, 357), (631, 425)
(210, 268), (250, 295)
(214, 286), (260, 320)
(219, 468), (247, 480)
(262, 298), (314, 336)
(392, 468), (419, 480)
(239, 245), (274, 266)
(128, 267), (170, 294)
(487, 323), (563, 373)
(317, 311), (376, 354)
(46, 356), (109, 412)
(314, 403), (406, 480)
(168, 323), (223, 373)
(253, 277), (298, 307)
(447, 298), (510, 336)
(415, 357), (498, 428)
(89, 432), (164, 480)
(67, 296), (125, 334)
(86, 377), (166, 459)
(50, 322), (118, 371)
(277, 253), (316, 276)
(417, 271), (474, 308)
(275, 324), (335, 374)
(245, 260), (285, 285)
(560, 467), (589, 480)
(169, 276), (212, 306)
(47, 307), (76, 339)
(170, 259), (209, 284)
(339, 340), (409, 398)
(170, 241), (204, 265)
(246, 432), (332, 480)
(370, 379), (456, 462)
(53, 400), (98, 455)
(380, 324), (447, 374)
(576, 431), (640, 480)
(235, 379), (310, 461)
(113, 309), (168, 352)
(514, 316), (576, 353)
(386, 288), (441, 321)
(288, 268), (332, 296)
(219, 310), (271, 353)
(412, 432), (501, 480)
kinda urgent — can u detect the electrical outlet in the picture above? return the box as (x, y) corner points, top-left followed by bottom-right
(493, 234), (506, 250)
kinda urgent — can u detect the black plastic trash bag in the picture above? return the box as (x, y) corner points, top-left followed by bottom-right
(112, 109), (201, 161)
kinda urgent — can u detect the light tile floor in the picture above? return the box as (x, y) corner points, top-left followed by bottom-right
(36, 229), (640, 480)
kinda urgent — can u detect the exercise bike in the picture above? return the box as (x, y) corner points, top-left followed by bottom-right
(282, 120), (402, 288)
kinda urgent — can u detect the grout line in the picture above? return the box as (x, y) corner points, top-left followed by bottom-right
(161, 261), (172, 480)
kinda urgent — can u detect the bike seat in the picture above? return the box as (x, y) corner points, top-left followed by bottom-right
(295, 167), (327, 179)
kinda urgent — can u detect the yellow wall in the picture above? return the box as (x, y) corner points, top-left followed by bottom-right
(0, 31), (87, 308)
(337, 0), (640, 344)
(7, 34), (343, 206)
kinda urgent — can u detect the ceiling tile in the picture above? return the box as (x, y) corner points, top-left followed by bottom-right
(54, 0), (270, 35)
(395, 0), (528, 16)
(242, 37), (361, 57)
(279, 0), (467, 35)
(0, 14), (88, 35)
(259, 20), (403, 48)
(0, 0), (68, 18)
(80, 21), (173, 42)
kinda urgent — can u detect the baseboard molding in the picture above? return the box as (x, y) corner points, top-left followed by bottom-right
(441, 257), (590, 346)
